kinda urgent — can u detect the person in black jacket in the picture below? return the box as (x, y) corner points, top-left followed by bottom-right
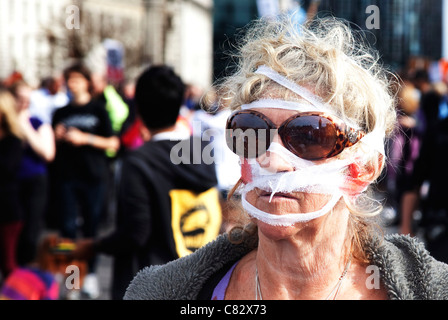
(71, 65), (222, 299)
(0, 87), (24, 281)
(51, 63), (120, 298)
(400, 113), (448, 263)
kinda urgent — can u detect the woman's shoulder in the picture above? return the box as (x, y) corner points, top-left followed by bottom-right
(371, 233), (448, 299)
(123, 233), (257, 300)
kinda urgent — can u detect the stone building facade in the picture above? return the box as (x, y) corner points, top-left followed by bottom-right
(0, 0), (213, 89)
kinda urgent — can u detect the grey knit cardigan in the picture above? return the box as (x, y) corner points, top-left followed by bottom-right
(123, 233), (448, 300)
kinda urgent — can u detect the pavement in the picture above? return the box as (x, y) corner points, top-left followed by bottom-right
(80, 224), (115, 300)
(42, 208), (116, 300)
(91, 253), (113, 300)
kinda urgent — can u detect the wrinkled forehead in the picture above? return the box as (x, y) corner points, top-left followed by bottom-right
(241, 99), (333, 115)
(255, 65), (327, 109)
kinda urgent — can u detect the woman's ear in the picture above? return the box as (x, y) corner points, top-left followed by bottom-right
(348, 153), (384, 180)
(344, 153), (384, 196)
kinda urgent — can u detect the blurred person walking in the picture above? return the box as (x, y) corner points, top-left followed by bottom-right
(89, 72), (130, 229)
(71, 65), (222, 299)
(117, 78), (147, 152)
(191, 98), (241, 232)
(29, 75), (69, 125)
(9, 81), (55, 266)
(0, 88), (24, 282)
(28, 75), (70, 230)
(400, 80), (448, 263)
(90, 72), (129, 142)
(385, 76), (424, 228)
(51, 63), (119, 298)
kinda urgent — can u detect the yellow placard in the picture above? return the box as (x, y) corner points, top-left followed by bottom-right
(170, 187), (222, 257)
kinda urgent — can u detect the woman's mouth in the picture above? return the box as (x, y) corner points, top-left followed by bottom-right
(258, 189), (299, 201)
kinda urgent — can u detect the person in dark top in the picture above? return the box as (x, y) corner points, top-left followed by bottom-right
(384, 78), (424, 227)
(9, 80), (56, 266)
(400, 112), (448, 263)
(51, 63), (119, 298)
(400, 79), (448, 262)
(71, 65), (222, 299)
(0, 88), (24, 280)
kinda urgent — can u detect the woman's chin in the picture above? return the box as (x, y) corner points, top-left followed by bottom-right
(255, 220), (301, 241)
(251, 205), (309, 241)
(245, 190), (329, 240)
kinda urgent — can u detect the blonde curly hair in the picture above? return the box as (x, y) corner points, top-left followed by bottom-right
(211, 15), (398, 261)
(0, 88), (23, 140)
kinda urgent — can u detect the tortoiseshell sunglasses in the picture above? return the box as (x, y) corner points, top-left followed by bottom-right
(225, 109), (365, 160)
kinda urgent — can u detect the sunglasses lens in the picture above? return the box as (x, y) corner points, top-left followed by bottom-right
(226, 112), (273, 158)
(282, 115), (337, 160)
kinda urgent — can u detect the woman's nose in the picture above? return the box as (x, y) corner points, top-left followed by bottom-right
(256, 133), (294, 173)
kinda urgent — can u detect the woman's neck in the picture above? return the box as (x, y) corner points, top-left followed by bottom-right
(255, 210), (353, 299)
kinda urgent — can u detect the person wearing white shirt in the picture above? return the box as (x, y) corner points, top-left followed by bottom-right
(29, 76), (69, 124)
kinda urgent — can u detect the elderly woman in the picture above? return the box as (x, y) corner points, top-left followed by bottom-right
(124, 17), (448, 300)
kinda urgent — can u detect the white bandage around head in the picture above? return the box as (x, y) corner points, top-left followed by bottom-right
(237, 65), (384, 226)
(240, 142), (350, 226)
(250, 65), (386, 156)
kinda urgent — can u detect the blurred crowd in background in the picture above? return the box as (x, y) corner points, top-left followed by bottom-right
(2, 46), (448, 300)
(0, 59), (243, 300)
